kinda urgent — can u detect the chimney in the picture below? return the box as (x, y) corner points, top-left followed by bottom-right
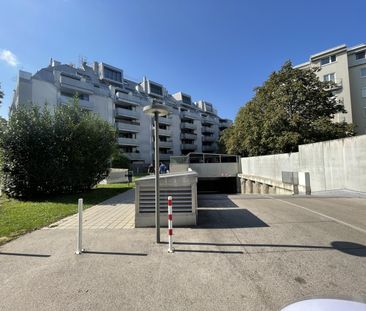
(52, 59), (61, 67)
(93, 61), (99, 74)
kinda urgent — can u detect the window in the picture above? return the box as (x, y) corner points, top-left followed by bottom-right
(323, 73), (336, 82)
(104, 67), (122, 82)
(355, 51), (366, 60)
(320, 54), (337, 66)
(149, 83), (163, 96)
(361, 68), (366, 78)
(182, 95), (191, 105)
(362, 88), (366, 98)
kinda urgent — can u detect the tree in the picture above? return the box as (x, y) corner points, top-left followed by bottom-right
(0, 97), (116, 198)
(0, 83), (4, 107)
(221, 61), (354, 156)
(111, 149), (130, 169)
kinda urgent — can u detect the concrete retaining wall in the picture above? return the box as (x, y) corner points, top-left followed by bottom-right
(240, 153), (299, 181)
(240, 135), (366, 192)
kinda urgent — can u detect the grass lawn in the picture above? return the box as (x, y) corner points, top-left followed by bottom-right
(0, 183), (134, 246)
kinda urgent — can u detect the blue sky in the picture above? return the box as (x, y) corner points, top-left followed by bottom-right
(0, 0), (365, 120)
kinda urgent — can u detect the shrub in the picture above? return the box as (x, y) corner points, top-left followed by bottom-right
(112, 149), (131, 169)
(0, 98), (116, 198)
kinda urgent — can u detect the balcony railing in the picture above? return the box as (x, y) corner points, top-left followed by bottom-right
(202, 145), (216, 152)
(158, 141), (173, 148)
(124, 152), (142, 160)
(160, 153), (172, 161)
(117, 121), (140, 132)
(201, 116), (216, 125)
(115, 91), (146, 106)
(202, 136), (215, 142)
(181, 122), (197, 130)
(324, 78), (343, 91)
(60, 75), (94, 94)
(219, 120), (231, 128)
(118, 137), (138, 146)
(116, 107), (139, 119)
(202, 126), (215, 134)
(181, 143), (197, 150)
(58, 96), (94, 110)
(181, 111), (198, 120)
(181, 133), (197, 140)
(158, 128), (171, 136)
(158, 116), (172, 124)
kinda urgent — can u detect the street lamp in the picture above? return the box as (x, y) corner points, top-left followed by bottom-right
(143, 101), (169, 243)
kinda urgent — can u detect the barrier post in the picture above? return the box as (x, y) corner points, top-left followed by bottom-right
(75, 198), (84, 255)
(167, 196), (174, 253)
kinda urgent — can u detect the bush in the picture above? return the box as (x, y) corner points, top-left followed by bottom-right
(0, 99), (116, 198)
(112, 150), (131, 169)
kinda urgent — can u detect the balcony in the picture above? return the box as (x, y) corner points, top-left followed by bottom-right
(124, 152), (142, 161)
(115, 91), (145, 106)
(181, 111), (198, 120)
(324, 78), (343, 91)
(118, 137), (138, 146)
(116, 107), (139, 119)
(60, 75), (94, 95)
(58, 95), (94, 110)
(201, 116), (216, 125)
(202, 136), (215, 142)
(219, 120), (231, 128)
(159, 116), (172, 125)
(159, 141), (173, 148)
(202, 126), (215, 134)
(117, 121), (140, 132)
(181, 122), (197, 130)
(181, 143), (197, 150)
(158, 128), (171, 136)
(160, 153), (172, 161)
(181, 133), (197, 140)
(202, 145), (216, 152)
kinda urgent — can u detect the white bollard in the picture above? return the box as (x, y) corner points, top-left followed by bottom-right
(167, 196), (174, 253)
(75, 198), (84, 255)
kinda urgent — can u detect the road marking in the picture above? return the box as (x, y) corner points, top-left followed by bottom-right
(273, 198), (366, 235)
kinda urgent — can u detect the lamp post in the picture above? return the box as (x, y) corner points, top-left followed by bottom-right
(143, 101), (169, 243)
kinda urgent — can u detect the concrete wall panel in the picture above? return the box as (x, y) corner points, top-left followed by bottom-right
(241, 135), (366, 193)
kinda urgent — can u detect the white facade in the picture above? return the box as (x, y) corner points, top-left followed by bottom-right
(295, 43), (366, 134)
(10, 59), (232, 169)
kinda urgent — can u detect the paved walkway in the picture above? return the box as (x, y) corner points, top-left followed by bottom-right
(50, 189), (135, 229)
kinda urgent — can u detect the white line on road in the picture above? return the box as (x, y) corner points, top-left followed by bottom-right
(273, 198), (366, 235)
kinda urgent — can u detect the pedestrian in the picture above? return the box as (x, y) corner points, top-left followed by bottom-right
(159, 162), (167, 174)
(148, 163), (154, 174)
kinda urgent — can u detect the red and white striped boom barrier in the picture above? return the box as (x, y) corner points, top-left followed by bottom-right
(167, 196), (174, 253)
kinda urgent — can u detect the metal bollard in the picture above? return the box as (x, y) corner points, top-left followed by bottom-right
(167, 196), (174, 253)
(75, 198), (84, 255)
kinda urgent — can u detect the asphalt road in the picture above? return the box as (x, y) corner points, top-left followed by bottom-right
(0, 193), (365, 310)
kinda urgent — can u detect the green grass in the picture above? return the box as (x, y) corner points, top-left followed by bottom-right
(0, 183), (133, 245)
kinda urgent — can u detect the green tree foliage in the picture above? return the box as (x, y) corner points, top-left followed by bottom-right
(221, 61), (354, 156)
(111, 149), (130, 169)
(0, 98), (116, 198)
(0, 83), (4, 106)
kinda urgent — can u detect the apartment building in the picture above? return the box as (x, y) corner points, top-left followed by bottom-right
(295, 43), (366, 134)
(10, 59), (232, 169)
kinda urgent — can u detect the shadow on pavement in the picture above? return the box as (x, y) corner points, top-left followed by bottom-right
(83, 250), (147, 256)
(331, 241), (366, 257)
(165, 241), (366, 257)
(0, 252), (50, 258)
(172, 241), (333, 250)
(197, 209), (269, 229)
(174, 249), (243, 254)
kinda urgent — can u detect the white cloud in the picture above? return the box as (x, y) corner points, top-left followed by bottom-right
(0, 49), (18, 66)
